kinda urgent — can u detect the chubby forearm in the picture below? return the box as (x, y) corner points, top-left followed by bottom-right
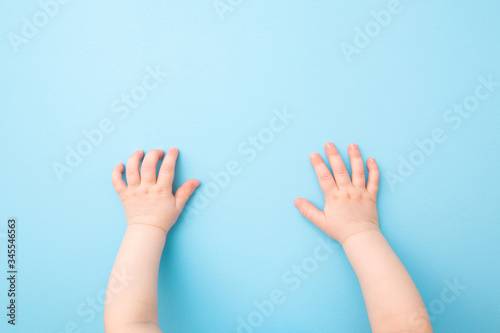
(295, 143), (431, 331)
(104, 224), (167, 333)
(342, 229), (432, 333)
(106, 148), (198, 332)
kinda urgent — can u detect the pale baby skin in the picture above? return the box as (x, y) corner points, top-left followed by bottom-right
(104, 144), (432, 332)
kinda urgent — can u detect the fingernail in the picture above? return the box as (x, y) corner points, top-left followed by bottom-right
(326, 142), (334, 150)
(349, 143), (358, 150)
(194, 180), (200, 188)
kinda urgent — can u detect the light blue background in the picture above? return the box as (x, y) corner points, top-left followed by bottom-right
(1, 0), (499, 332)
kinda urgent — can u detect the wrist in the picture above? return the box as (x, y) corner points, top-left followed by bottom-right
(127, 223), (170, 237)
(340, 227), (383, 247)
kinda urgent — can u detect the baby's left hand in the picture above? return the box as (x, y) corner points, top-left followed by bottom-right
(111, 148), (199, 234)
(294, 143), (380, 244)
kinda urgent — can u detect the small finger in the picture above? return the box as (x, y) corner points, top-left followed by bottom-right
(366, 157), (380, 196)
(111, 163), (127, 197)
(125, 150), (144, 187)
(348, 143), (366, 188)
(325, 142), (352, 189)
(157, 147), (179, 190)
(294, 198), (326, 227)
(310, 153), (337, 195)
(175, 179), (200, 211)
(140, 149), (164, 185)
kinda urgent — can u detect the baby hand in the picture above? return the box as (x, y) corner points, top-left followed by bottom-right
(111, 148), (199, 234)
(295, 143), (380, 245)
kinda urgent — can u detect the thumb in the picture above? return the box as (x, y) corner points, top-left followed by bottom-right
(294, 198), (325, 227)
(175, 179), (200, 211)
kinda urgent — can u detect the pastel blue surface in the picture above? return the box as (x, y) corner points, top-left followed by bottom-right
(1, 1), (499, 332)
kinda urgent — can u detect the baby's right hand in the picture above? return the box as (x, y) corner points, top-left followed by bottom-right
(294, 143), (380, 245)
(112, 148), (199, 234)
